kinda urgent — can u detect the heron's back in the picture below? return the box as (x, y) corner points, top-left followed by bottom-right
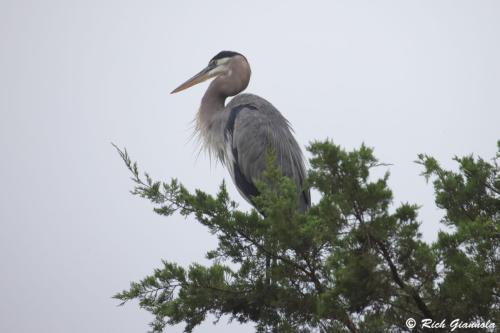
(225, 93), (310, 212)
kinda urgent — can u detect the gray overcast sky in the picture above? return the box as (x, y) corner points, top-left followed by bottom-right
(1, 1), (499, 332)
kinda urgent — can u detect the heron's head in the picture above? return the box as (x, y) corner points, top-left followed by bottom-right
(171, 51), (250, 94)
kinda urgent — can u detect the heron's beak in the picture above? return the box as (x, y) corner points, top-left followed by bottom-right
(171, 64), (218, 94)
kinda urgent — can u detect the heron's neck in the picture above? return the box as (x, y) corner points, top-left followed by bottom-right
(195, 85), (228, 160)
(199, 84), (226, 126)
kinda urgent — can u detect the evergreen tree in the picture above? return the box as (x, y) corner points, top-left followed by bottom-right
(113, 140), (499, 333)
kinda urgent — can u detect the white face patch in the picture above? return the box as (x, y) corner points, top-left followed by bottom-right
(215, 57), (231, 66)
(208, 57), (231, 77)
(207, 65), (226, 77)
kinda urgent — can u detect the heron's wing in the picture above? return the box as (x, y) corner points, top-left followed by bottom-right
(225, 94), (310, 211)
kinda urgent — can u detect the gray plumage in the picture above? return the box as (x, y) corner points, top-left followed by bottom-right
(172, 51), (310, 212)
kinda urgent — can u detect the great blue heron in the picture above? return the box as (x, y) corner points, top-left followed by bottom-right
(171, 51), (310, 212)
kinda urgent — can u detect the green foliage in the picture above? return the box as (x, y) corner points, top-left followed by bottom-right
(417, 144), (500, 325)
(113, 141), (499, 333)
